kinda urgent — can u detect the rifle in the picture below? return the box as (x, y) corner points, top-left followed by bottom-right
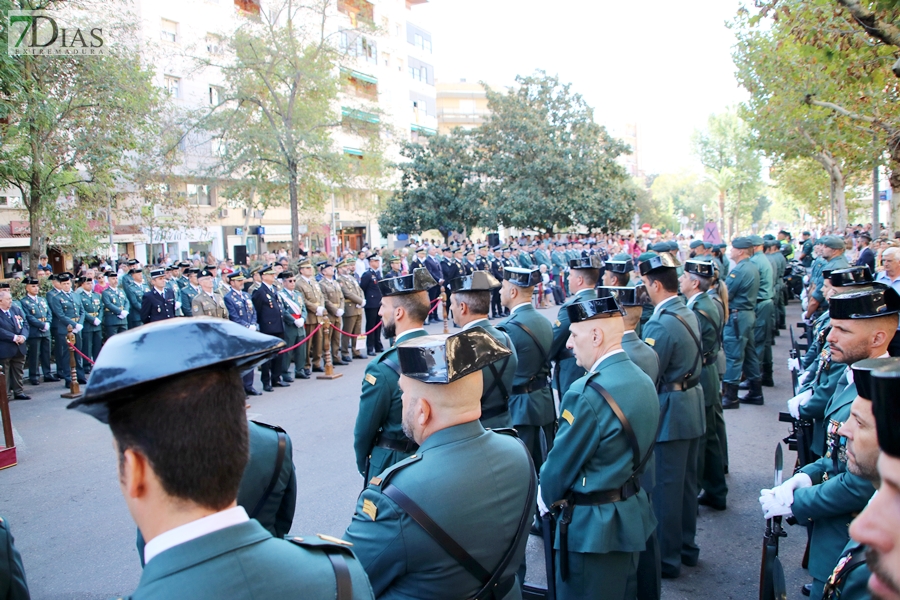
(779, 412), (815, 469)
(522, 513), (555, 600)
(759, 443), (788, 600)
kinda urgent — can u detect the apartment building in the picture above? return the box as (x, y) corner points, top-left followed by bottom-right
(435, 80), (490, 134)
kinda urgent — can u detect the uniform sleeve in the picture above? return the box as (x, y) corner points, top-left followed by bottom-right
(548, 308), (570, 361)
(792, 471), (875, 523)
(539, 388), (601, 505)
(303, 285), (321, 313)
(798, 365), (848, 421)
(343, 283), (364, 306)
(274, 435), (297, 539)
(342, 488), (408, 597)
(191, 296), (204, 318)
(353, 363), (395, 476)
(140, 293), (152, 323)
(16, 309), (29, 339)
(642, 319), (673, 377)
(0, 518), (31, 600)
(179, 288), (193, 317)
(21, 302), (41, 329)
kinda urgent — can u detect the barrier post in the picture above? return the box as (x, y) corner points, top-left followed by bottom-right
(317, 317), (343, 380)
(61, 325), (82, 399)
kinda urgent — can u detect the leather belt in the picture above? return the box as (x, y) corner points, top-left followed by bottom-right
(373, 433), (418, 454)
(729, 308), (753, 314)
(658, 380), (698, 393)
(511, 377), (549, 395)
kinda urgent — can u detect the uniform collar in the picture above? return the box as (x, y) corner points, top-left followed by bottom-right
(418, 420), (485, 454)
(143, 505), (249, 565)
(394, 328), (425, 344)
(589, 348), (626, 373)
(652, 294), (680, 316)
(509, 302), (531, 315)
(462, 317), (490, 330)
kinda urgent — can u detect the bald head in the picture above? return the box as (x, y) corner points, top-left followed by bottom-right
(399, 372), (483, 444)
(567, 316), (625, 369)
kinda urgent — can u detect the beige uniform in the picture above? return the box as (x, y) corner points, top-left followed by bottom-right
(338, 273), (365, 358)
(191, 292), (228, 319)
(296, 277), (325, 369)
(318, 276), (345, 362)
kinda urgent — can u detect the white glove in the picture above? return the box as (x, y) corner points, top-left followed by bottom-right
(316, 306), (325, 316)
(93, 318), (100, 326)
(336, 309), (344, 317)
(118, 311), (127, 320)
(175, 301), (182, 310)
(764, 472), (813, 508)
(537, 485), (549, 517)
(759, 493), (794, 519)
(787, 389), (813, 419)
(42, 323), (50, 331)
(294, 318), (305, 328)
(74, 324), (83, 333)
(799, 369), (812, 385)
(356, 304), (363, 309)
(787, 357), (799, 372)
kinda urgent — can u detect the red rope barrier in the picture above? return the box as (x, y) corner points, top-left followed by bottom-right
(67, 342), (95, 365)
(277, 323), (322, 354)
(331, 297), (441, 338)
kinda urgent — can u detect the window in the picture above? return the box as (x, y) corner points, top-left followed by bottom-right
(206, 34), (223, 55)
(459, 99), (475, 113)
(164, 75), (180, 98)
(364, 38), (377, 64)
(160, 19), (178, 43)
(187, 184), (213, 206)
(209, 85), (222, 105)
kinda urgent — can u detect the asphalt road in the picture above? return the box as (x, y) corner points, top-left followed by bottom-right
(1, 301), (812, 599)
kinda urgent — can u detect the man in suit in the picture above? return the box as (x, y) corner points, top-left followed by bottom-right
(140, 268), (177, 324)
(224, 272), (262, 396)
(296, 260), (325, 372)
(540, 295), (659, 600)
(19, 276), (55, 385)
(424, 246), (444, 324)
(277, 271), (308, 382)
(48, 273), (86, 387)
(67, 319), (374, 600)
(252, 265), (289, 392)
(338, 260), (365, 362)
(0, 290), (30, 400)
(100, 270), (129, 343)
(124, 266), (148, 329)
(856, 232), (875, 273)
(74, 275), (103, 369)
(179, 268), (201, 317)
(447, 271), (518, 429)
(360, 254), (385, 356)
(344, 328), (534, 599)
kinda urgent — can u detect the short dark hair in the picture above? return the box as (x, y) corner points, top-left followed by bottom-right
(609, 271), (629, 287)
(391, 291), (431, 324)
(109, 369), (248, 511)
(576, 269), (599, 287)
(454, 290), (490, 316)
(646, 269), (679, 293)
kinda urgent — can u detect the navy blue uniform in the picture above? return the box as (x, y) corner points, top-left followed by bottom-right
(140, 287), (177, 324)
(252, 283), (285, 387)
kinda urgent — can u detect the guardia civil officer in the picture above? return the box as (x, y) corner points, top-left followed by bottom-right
(277, 271), (308, 382)
(448, 271), (519, 429)
(353, 268), (435, 482)
(548, 255), (602, 399)
(745, 235), (774, 401)
(67, 318), (373, 599)
(639, 253), (705, 578)
(73, 275), (103, 368)
(762, 288), (900, 600)
(540, 295), (659, 600)
(721, 238), (761, 409)
(179, 268), (201, 318)
(224, 272), (262, 396)
(679, 260), (727, 511)
(252, 265), (289, 392)
(140, 268), (177, 324)
(100, 270), (129, 342)
(602, 254), (634, 288)
(497, 267), (555, 470)
(343, 328), (535, 599)
(48, 273), (86, 387)
(0, 515), (30, 600)
(806, 235), (851, 321)
(765, 238), (788, 336)
(124, 266), (149, 329)
(20, 276), (55, 385)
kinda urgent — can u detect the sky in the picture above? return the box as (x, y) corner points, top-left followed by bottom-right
(414, 0), (748, 176)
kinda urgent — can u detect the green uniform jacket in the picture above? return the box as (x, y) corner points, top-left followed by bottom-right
(798, 355), (849, 457)
(801, 240), (815, 267)
(0, 516), (29, 600)
(20, 295), (51, 339)
(518, 253), (534, 268)
(767, 251), (787, 284)
(242, 421), (297, 539)
(750, 251), (774, 301)
(497, 304), (555, 427)
(101, 286), (130, 326)
(801, 313), (830, 371)
(642, 297), (706, 441)
(124, 280), (149, 324)
(353, 329), (428, 479)
(793, 382), (875, 583)
(465, 319), (518, 430)
(621, 331), (659, 386)
(540, 352), (659, 554)
(813, 254), (851, 304)
(725, 258), (760, 312)
(74, 289), (102, 332)
(551, 251), (567, 277)
(827, 540), (869, 600)
(180, 285), (200, 318)
(343, 421), (535, 600)
(166, 280), (182, 316)
(130, 520), (373, 599)
(279, 288), (307, 329)
(48, 290), (84, 334)
(688, 293), (722, 408)
(534, 249), (551, 270)
(549, 288), (598, 397)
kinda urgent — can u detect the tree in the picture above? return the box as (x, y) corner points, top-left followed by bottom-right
(378, 133), (484, 242)
(649, 172), (718, 231)
(474, 71), (633, 233)
(0, 0), (167, 273)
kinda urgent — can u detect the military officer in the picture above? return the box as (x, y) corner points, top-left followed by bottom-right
(806, 235), (851, 321)
(489, 246), (505, 319)
(224, 272), (262, 395)
(124, 266), (148, 329)
(252, 265), (289, 392)
(548, 255), (602, 399)
(745, 235), (774, 401)
(140, 268), (177, 324)
(448, 271), (519, 429)
(45, 274), (61, 376)
(551, 242), (569, 295)
(360, 254), (385, 356)
(179, 268), (201, 317)
(174, 261), (191, 289)
(353, 268), (436, 483)
(603, 253), (634, 288)
(798, 231), (815, 268)
(318, 262), (346, 366)
(384, 256), (402, 279)
(539, 295), (659, 599)
(344, 328), (534, 599)
(463, 250), (479, 275)
(443, 249), (463, 323)
(0, 515), (30, 599)
(338, 260), (365, 362)
(191, 268), (228, 319)
(721, 237), (761, 409)
(277, 271), (308, 382)
(498, 267), (555, 470)
(100, 270), (129, 342)
(48, 273), (86, 386)
(74, 275), (103, 368)
(518, 245), (534, 269)
(679, 260), (727, 512)
(20, 276), (55, 385)
(639, 252), (705, 578)
(164, 265), (183, 315)
(67, 318), (374, 599)
(297, 260), (326, 371)
(765, 239), (788, 334)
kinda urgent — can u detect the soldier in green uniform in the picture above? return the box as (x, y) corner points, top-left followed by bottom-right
(67, 318), (374, 599)
(0, 515), (30, 600)
(74, 275), (103, 368)
(353, 269), (436, 483)
(766, 238), (788, 334)
(602, 254), (634, 288)
(639, 252), (706, 578)
(100, 271), (130, 342)
(179, 268), (201, 318)
(20, 276), (55, 385)
(635, 252), (659, 335)
(806, 235), (851, 321)
(344, 328), (535, 599)
(123, 266), (148, 329)
(276, 271), (308, 382)
(540, 295), (659, 599)
(799, 231), (815, 268)
(48, 273), (86, 386)
(549, 255), (602, 400)
(191, 269), (229, 318)
(497, 266), (555, 470)
(721, 238), (760, 409)
(552, 242), (569, 295)
(746, 234), (774, 400)
(46, 274), (62, 379)
(679, 260), (727, 511)
(164, 266), (183, 316)
(448, 271), (518, 429)
(518, 245), (535, 269)
(337, 259), (365, 362)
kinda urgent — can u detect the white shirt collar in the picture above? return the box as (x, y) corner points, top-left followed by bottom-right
(573, 288), (594, 299)
(685, 292), (701, 308)
(623, 329), (635, 335)
(653, 294), (680, 316)
(143, 505), (248, 565)
(589, 348), (626, 373)
(510, 302), (530, 314)
(395, 328), (425, 344)
(462, 317), (490, 330)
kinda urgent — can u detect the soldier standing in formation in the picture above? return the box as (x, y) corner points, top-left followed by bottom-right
(140, 268), (177, 324)
(48, 273), (86, 387)
(179, 268), (201, 317)
(74, 275), (103, 367)
(191, 269), (228, 318)
(360, 254), (385, 356)
(746, 235), (774, 401)
(490, 246), (505, 319)
(251, 265), (288, 392)
(297, 260), (326, 371)
(806, 235), (850, 321)
(124, 265), (148, 329)
(100, 270), (129, 341)
(224, 271), (263, 396)
(318, 261), (346, 366)
(277, 271), (308, 381)
(20, 276), (55, 385)
(721, 237), (761, 409)
(337, 259), (365, 363)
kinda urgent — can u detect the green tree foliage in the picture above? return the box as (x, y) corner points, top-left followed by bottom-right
(474, 71), (633, 234)
(378, 133), (484, 242)
(649, 172), (718, 232)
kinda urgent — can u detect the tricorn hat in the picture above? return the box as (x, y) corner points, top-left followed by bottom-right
(852, 357), (900, 401)
(569, 255), (604, 270)
(872, 361), (900, 458)
(379, 268), (438, 296)
(597, 284), (651, 307)
(396, 327), (512, 384)
(829, 266), (873, 288)
(684, 260), (715, 278)
(447, 271), (501, 293)
(829, 286), (900, 320)
(566, 296), (625, 322)
(605, 254), (634, 274)
(638, 252), (681, 276)
(502, 267), (541, 288)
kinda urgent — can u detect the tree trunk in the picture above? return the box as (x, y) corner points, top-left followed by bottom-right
(289, 159), (299, 258)
(241, 194), (252, 247)
(814, 150), (848, 231)
(888, 139), (900, 234)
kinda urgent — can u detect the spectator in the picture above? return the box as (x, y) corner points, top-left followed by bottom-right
(36, 255), (52, 274)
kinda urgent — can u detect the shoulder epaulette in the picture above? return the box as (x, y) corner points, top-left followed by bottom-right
(367, 453), (422, 489)
(286, 533), (355, 556)
(486, 427), (520, 439)
(249, 420), (286, 434)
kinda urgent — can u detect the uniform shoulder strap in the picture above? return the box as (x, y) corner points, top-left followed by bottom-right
(248, 422), (287, 520)
(498, 317), (548, 364)
(286, 535), (354, 600)
(367, 453), (422, 489)
(660, 308), (703, 383)
(585, 378), (641, 472)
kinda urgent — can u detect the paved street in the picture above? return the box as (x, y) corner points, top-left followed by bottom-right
(2, 301), (814, 599)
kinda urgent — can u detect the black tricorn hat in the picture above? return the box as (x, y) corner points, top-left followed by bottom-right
(597, 284), (651, 307)
(853, 357), (900, 401)
(829, 286), (900, 320)
(447, 271), (501, 293)
(872, 361), (900, 458)
(566, 296), (625, 323)
(503, 267), (541, 288)
(684, 260), (715, 278)
(569, 255), (604, 270)
(605, 258), (634, 274)
(67, 317), (285, 423)
(379, 267), (438, 296)
(396, 327), (512, 384)
(23, 277), (39, 285)
(638, 252), (681, 276)
(829, 266), (873, 288)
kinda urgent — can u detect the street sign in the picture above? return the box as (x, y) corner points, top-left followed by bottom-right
(641, 223), (651, 234)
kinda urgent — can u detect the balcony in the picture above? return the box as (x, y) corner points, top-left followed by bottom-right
(338, 0), (374, 26)
(234, 0), (260, 16)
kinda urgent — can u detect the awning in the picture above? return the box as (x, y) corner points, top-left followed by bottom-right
(341, 106), (380, 124)
(339, 66), (378, 85)
(0, 238), (29, 249)
(262, 234), (295, 243)
(343, 147), (364, 157)
(411, 123), (437, 136)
